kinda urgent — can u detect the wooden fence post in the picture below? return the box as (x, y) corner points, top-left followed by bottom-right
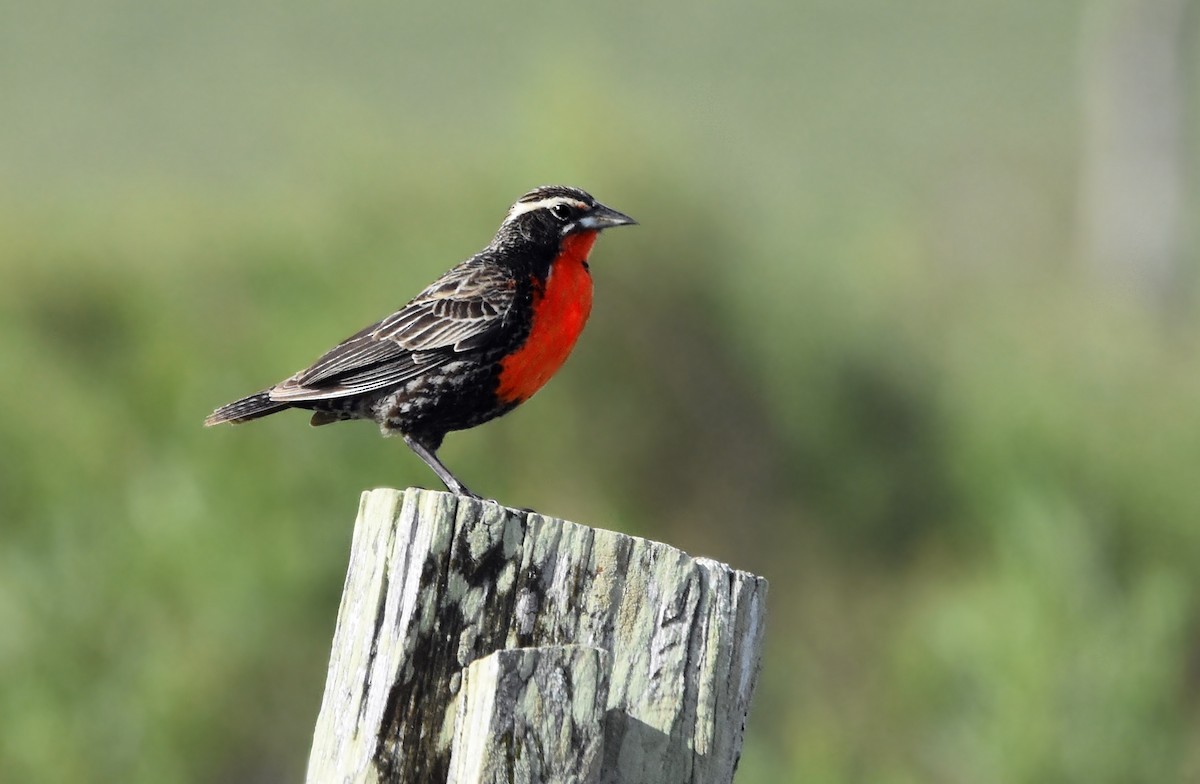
(306, 488), (768, 784)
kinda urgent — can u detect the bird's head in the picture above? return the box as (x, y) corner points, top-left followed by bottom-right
(494, 185), (636, 248)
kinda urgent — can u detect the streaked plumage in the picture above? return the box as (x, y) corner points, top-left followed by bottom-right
(205, 185), (636, 498)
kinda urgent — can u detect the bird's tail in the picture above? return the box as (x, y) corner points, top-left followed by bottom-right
(204, 390), (289, 426)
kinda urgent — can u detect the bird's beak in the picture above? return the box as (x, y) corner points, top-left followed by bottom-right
(576, 202), (638, 231)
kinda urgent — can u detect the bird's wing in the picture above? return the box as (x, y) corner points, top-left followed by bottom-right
(269, 262), (516, 402)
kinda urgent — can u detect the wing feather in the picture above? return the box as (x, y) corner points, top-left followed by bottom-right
(268, 261), (514, 403)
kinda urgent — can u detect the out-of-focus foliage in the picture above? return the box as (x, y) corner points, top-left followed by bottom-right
(3, 1), (1198, 782)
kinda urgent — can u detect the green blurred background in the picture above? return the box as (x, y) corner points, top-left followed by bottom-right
(3, 1), (1199, 781)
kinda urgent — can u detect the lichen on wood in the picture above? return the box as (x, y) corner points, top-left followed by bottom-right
(306, 488), (767, 784)
(447, 645), (610, 784)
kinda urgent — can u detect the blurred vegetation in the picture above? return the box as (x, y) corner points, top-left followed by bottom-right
(3, 1), (1199, 782)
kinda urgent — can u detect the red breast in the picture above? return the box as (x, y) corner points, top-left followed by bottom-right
(495, 230), (597, 404)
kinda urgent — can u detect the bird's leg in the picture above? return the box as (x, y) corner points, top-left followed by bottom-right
(401, 433), (480, 499)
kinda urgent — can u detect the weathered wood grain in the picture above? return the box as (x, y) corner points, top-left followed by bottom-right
(306, 487), (767, 784)
(447, 645), (610, 784)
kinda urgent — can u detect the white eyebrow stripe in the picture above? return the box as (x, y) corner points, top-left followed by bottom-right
(505, 196), (590, 222)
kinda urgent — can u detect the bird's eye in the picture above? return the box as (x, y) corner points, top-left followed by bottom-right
(550, 203), (574, 222)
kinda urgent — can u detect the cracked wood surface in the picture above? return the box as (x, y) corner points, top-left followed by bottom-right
(305, 488), (767, 784)
(448, 646), (609, 784)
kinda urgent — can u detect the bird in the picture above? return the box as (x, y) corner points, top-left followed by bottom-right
(205, 185), (636, 499)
